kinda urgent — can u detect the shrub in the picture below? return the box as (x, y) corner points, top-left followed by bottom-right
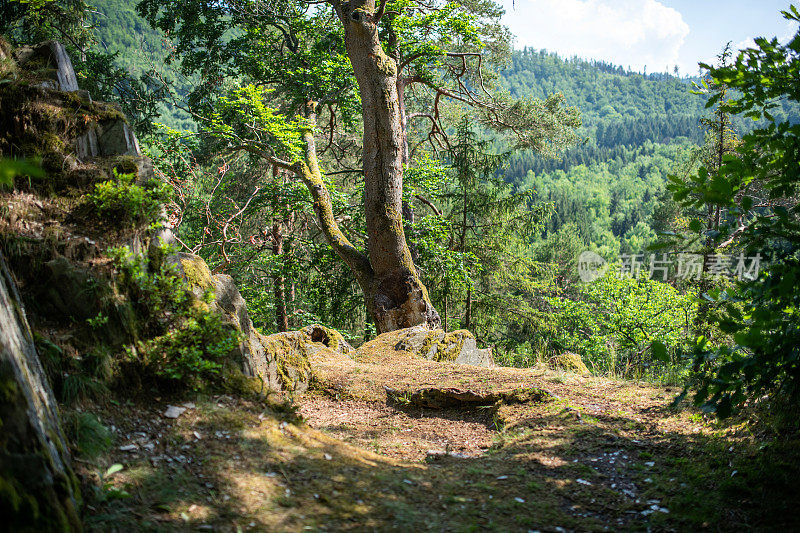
(110, 245), (240, 389)
(88, 169), (169, 227)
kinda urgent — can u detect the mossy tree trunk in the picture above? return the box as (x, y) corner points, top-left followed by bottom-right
(273, 5), (440, 334)
(0, 251), (82, 532)
(332, 0), (440, 332)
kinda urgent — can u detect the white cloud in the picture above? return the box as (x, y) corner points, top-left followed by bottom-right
(501, 0), (690, 73)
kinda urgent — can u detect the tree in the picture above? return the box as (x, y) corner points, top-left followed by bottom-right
(138, 0), (579, 333)
(670, 7), (800, 419)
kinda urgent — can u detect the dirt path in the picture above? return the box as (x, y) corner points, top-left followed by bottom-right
(82, 338), (799, 532)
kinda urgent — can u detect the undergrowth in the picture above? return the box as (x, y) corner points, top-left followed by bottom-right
(110, 244), (240, 390)
(87, 169), (169, 228)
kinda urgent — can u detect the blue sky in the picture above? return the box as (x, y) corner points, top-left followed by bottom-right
(499, 0), (798, 75)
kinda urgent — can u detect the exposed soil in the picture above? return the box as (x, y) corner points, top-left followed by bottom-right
(81, 334), (800, 532)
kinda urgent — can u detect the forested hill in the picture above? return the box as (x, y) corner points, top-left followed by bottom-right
(499, 50), (705, 179)
(498, 49), (800, 179)
(88, 0), (196, 131)
(503, 49), (706, 129)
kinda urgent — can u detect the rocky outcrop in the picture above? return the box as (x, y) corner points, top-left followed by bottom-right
(0, 251), (81, 532)
(167, 253), (351, 392)
(1, 40), (331, 397)
(0, 40), (141, 165)
(13, 41), (79, 92)
(393, 325), (494, 367)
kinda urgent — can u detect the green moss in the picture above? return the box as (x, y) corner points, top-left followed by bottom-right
(265, 333), (313, 390)
(301, 324), (349, 352)
(551, 352), (589, 374)
(179, 256), (215, 291)
(421, 330), (473, 362)
(109, 155), (139, 177)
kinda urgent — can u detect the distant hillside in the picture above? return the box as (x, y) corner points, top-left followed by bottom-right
(89, 0), (195, 131)
(499, 48), (800, 178)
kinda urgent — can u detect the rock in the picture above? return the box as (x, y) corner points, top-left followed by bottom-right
(163, 405), (187, 419)
(38, 257), (102, 321)
(551, 352), (590, 374)
(75, 128), (98, 160)
(384, 385), (550, 410)
(96, 116), (141, 157)
(0, 251), (81, 531)
(29, 257), (136, 347)
(299, 324), (354, 355)
(392, 326), (494, 367)
(165, 253), (342, 392)
(14, 41), (79, 92)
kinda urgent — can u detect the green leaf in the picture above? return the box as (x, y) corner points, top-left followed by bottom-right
(0, 158), (45, 186)
(104, 463), (124, 477)
(651, 341), (669, 362)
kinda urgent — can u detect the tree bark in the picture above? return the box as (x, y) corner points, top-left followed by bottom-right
(331, 0), (440, 333)
(464, 284), (472, 330)
(271, 221), (289, 332)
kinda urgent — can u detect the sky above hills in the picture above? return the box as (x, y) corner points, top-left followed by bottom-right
(500, 0), (798, 75)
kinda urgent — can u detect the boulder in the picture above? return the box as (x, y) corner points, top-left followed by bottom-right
(14, 41), (79, 92)
(393, 326), (494, 367)
(165, 253), (350, 392)
(96, 117), (140, 157)
(551, 352), (590, 374)
(0, 251), (81, 531)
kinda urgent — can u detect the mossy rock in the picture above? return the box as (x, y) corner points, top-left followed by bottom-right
(551, 352), (590, 374)
(392, 326), (494, 367)
(299, 324), (354, 355)
(258, 326), (353, 392)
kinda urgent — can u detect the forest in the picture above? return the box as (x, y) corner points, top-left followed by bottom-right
(0, 0), (799, 531)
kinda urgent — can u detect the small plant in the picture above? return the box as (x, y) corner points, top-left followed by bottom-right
(64, 412), (112, 459)
(94, 464), (130, 503)
(88, 169), (169, 227)
(110, 244), (240, 389)
(86, 312), (109, 329)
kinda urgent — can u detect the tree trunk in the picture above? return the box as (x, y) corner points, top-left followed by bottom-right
(464, 284), (472, 330)
(271, 221), (289, 332)
(332, 0), (440, 333)
(0, 251), (82, 531)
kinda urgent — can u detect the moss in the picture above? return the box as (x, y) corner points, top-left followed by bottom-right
(179, 256), (215, 292)
(40, 132), (66, 153)
(265, 333), (313, 390)
(421, 329), (473, 362)
(551, 352), (590, 374)
(0, 366), (81, 532)
(301, 324), (350, 352)
(108, 155), (139, 177)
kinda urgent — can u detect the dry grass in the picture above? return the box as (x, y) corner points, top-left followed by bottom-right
(79, 330), (800, 531)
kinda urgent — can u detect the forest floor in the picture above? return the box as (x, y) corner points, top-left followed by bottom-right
(81, 333), (800, 532)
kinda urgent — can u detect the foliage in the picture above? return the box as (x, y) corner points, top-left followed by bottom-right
(0, 0), (93, 50)
(73, 50), (170, 136)
(87, 169), (170, 227)
(110, 245), (239, 389)
(207, 84), (310, 162)
(0, 157), (44, 187)
(63, 411), (112, 459)
(547, 267), (697, 380)
(669, 7), (800, 419)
